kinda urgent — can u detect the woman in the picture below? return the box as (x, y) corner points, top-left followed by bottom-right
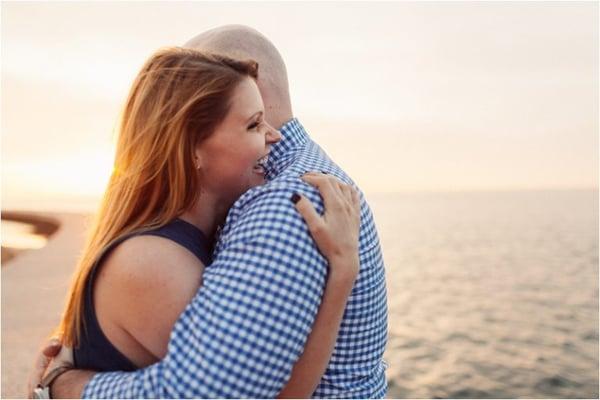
(37, 47), (360, 397)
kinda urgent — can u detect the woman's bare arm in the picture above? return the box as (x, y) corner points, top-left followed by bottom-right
(277, 258), (357, 398)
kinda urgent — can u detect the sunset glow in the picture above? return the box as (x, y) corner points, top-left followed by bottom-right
(2, 2), (597, 212)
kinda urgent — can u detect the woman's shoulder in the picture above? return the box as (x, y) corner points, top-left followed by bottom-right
(94, 234), (206, 361)
(97, 234), (205, 301)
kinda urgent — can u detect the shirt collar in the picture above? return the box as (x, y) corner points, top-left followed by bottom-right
(265, 117), (309, 178)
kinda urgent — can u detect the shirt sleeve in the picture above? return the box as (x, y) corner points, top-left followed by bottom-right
(82, 181), (329, 398)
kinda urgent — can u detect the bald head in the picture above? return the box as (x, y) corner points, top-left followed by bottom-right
(185, 25), (292, 129)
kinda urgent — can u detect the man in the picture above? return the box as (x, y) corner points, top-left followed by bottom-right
(32, 25), (388, 398)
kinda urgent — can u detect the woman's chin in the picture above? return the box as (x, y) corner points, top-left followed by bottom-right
(250, 172), (266, 186)
(231, 176), (266, 201)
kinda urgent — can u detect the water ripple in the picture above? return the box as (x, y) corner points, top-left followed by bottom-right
(373, 190), (599, 399)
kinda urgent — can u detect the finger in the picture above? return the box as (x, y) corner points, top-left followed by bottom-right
(302, 173), (344, 200)
(334, 183), (350, 211)
(300, 172), (327, 183)
(341, 184), (358, 207)
(350, 186), (360, 209)
(301, 174), (341, 211)
(330, 178), (345, 199)
(339, 183), (353, 203)
(350, 189), (361, 226)
(26, 336), (62, 397)
(42, 339), (62, 358)
(292, 193), (324, 234)
(305, 173), (346, 200)
(27, 350), (52, 396)
(302, 170), (320, 176)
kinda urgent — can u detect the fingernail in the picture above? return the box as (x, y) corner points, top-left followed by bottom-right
(291, 193), (301, 204)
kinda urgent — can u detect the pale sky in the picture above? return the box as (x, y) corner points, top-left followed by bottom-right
(1, 1), (598, 211)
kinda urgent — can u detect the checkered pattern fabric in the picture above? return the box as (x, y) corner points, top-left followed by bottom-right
(83, 118), (388, 398)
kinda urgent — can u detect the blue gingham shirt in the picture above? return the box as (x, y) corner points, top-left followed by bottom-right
(83, 118), (388, 398)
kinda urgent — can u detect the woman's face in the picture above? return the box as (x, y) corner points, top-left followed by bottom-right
(195, 77), (281, 205)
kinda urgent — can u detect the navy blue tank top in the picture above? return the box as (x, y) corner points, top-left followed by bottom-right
(73, 218), (212, 372)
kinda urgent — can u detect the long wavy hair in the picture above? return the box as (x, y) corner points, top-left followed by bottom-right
(57, 47), (258, 346)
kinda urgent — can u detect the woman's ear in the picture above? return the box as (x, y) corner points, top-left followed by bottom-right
(193, 148), (203, 170)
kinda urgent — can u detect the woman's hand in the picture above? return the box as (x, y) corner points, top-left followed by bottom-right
(293, 172), (361, 282)
(26, 338), (73, 398)
(27, 338), (62, 398)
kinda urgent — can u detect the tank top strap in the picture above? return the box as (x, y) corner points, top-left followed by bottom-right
(140, 218), (212, 266)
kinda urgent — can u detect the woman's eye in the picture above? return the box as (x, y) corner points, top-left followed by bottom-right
(248, 121), (261, 130)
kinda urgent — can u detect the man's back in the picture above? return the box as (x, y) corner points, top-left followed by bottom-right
(295, 137), (388, 397)
(218, 118), (389, 397)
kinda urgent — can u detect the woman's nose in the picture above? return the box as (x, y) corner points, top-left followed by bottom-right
(265, 123), (282, 144)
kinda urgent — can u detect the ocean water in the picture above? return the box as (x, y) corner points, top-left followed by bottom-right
(2, 189), (597, 397)
(370, 189), (599, 399)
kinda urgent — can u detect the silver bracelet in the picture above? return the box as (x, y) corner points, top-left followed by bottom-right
(33, 365), (73, 399)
